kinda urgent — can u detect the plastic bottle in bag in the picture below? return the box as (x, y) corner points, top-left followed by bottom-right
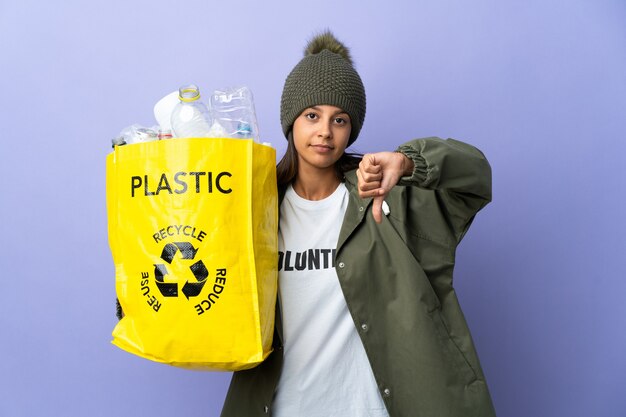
(112, 124), (159, 147)
(170, 84), (212, 138)
(158, 129), (173, 140)
(209, 86), (260, 141)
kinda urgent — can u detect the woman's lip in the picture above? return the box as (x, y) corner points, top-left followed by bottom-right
(310, 144), (334, 153)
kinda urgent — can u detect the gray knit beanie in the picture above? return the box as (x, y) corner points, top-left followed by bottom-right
(280, 31), (366, 145)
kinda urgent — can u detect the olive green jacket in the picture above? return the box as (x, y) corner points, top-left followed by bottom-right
(221, 137), (497, 417)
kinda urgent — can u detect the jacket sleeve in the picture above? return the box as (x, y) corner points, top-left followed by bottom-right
(395, 137), (492, 242)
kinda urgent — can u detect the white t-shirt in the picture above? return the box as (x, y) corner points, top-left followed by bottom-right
(272, 183), (389, 417)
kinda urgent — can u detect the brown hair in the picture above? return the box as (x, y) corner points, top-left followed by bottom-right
(276, 132), (362, 186)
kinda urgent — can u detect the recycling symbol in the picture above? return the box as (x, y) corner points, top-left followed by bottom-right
(153, 242), (208, 299)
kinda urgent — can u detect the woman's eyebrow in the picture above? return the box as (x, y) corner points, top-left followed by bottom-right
(306, 106), (349, 118)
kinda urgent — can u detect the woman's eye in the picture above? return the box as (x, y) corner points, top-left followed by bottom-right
(305, 113), (318, 120)
(335, 117), (347, 124)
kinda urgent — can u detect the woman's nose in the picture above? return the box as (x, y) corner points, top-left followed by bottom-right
(317, 120), (332, 138)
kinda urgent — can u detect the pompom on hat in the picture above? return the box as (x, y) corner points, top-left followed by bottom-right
(280, 31), (366, 145)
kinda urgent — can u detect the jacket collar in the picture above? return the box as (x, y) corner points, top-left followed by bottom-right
(337, 170), (373, 251)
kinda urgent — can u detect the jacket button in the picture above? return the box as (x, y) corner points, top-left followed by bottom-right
(359, 206), (364, 212)
(338, 262), (345, 268)
(383, 388), (391, 397)
(361, 323), (369, 332)
(264, 405), (270, 413)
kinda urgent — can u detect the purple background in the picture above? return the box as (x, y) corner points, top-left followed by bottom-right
(1, 1), (624, 416)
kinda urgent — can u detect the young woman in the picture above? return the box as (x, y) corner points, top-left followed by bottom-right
(221, 32), (497, 417)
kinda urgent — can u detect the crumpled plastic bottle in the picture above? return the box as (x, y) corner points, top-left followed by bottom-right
(111, 124), (159, 147)
(209, 86), (260, 141)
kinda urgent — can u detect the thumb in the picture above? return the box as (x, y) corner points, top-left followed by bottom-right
(372, 195), (384, 224)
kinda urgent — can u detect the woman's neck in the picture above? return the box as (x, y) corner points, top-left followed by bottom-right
(292, 166), (341, 201)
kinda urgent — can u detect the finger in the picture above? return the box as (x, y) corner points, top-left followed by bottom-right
(360, 188), (385, 199)
(363, 161), (382, 174)
(372, 196), (383, 224)
(359, 182), (382, 195)
(360, 170), (383, 183)
(359, 180), (381, 191)
(360, 155), (382, 174)
(357, 167), (382, 190)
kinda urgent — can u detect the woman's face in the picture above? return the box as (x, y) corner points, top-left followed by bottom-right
(292, 105), (351, 173)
